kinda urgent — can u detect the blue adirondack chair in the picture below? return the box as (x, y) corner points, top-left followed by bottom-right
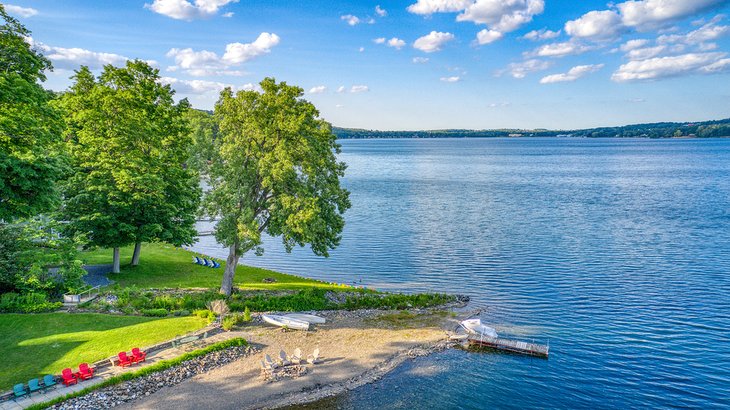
(212, 260), (220, 268)
(28, 378), (42, 394)
(43, 374), (57, 390)
(203, 258), (212, 267)
(13, 383), (28, 400)
(192, 256), (197, 264)
(194, 256), (203, 265)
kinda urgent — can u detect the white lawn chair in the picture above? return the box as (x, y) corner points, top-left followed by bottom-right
(290, 348), (302, 364)
(264, 354), (278, 369)
(307, 348), (320, 364)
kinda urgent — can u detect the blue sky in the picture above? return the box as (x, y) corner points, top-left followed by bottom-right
(5, 0), (730, 130)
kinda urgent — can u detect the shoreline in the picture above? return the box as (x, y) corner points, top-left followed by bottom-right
(117, 306), (469, 410)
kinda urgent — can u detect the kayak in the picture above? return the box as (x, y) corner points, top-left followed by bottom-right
(282, 313), (326, 324)
(460, 318), (498, 339)
(262, 314), (310, 330)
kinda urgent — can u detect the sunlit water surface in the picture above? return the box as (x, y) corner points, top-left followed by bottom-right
(192, 138), (730, 409)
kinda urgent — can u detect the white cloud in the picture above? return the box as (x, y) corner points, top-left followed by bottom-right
(373, 38), (386, 44)
(5, 4), (38, 17)
(440, 76), (461, 82)
(618, 0), (729, 28)
(165, 32), (279, 76)
(341, 14), (361, 26)
(488, 101), (511, 107)
(407, 0), (471, 15)
(523, 28), (561, 41)
(350, 85), (369, 93)
(413, 57), (430, 63)
(620, 38), (650, 51)
(528, 40), (594, 57)
(476, 29), (504, 44)
(387, 37), (406, 49)
(335, 104), (344, 108)
(612, 51), (730, 81)
(337, 85), (347, 93)
(375, 5), (387, 17)
(625, 44), (669, 60)
(657, 17), (730, 45)
(359, 46), (365, 52)
(565, 10), (624, 40)
(457, 0), (544, 32)
(222, 11), (234, 17)
(540, 64), (604, 83)
(27, 38), (129, 70)
(501, 58), (552, 78)
(413, 31), (455, 52)
(145, 0), (238, 21)
(309, 85), (327, 94)
(160, 76), (233, 94)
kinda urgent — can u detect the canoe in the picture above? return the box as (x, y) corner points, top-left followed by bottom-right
(262, 314), (310, 330)
(282, 313), (326, 324)
(461, 318), (498, 339)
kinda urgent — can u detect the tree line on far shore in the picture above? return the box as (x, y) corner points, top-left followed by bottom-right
(334, 119), (730, 139)
(0, 5), (350, 304)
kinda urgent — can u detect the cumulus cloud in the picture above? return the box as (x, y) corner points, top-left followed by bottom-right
(620, 38), (650, 51)
(476, 29), (503, 44)
(523, 28), (561, 41)
(500, 59), (552, 78)
(657, 16), (729, 45)
(309, 85), (327, 94)
(145, 0), (238, 21)
(457, 0), (544, 32)
(387, 38), (406, 49)
(222, 11), (234, 17)
(373, 38), (386, 44)
(618, 0), (728, 28)
(413, 57), (430, 63)
(413, 31), (455, 52)
(540, 64), (604, 83)
(440, 76), (461, 82)
(350, 85), (369, 93)
(612, 51), (730, 81)
(5, 4), (39, 17)
(165, 32), (279, 76)
(341, 14), (361, 26)
(375, 5), (387, 17)
(407, 0), (471, 15)
(26, 38), (129, 70)
(565, 10), (624, 40)
(337, 86), (346, 93)
(528, 40), (594, 57)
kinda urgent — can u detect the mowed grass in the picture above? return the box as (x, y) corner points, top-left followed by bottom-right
(0, 313), (207, 390)
(81, 243), (344, 290)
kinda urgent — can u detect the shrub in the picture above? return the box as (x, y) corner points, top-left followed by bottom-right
(193, 309), (215, 323)
(172, 309), (191, 317)
(243, 306), (251, 322)
(221, 314), (243, 331)
(140, 308), (168, 317)
(0, 292), (62, 313)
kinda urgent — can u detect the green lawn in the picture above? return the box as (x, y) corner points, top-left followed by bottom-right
(0, 313), (206, 390)
(81, 243), (344, 290)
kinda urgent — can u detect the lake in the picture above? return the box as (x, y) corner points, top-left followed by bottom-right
(193, 138), (730, 409)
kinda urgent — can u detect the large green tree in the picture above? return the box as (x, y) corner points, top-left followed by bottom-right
(0, 5), (66, 221)
(206, 78), (351, 296)
(59, 61), (200, 272)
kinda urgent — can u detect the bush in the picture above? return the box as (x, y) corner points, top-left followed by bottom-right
(140, 308), (168, 317)
(193, 309), (215, 323)
(0, 292), (62, 313)
(172, 309), (191, 317)
(243, 306), (251, 322)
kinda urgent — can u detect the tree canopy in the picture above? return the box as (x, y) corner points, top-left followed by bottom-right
(205, 78), (351, 295)
(58, 61), (200, 272)
(0, 5), (66, 221)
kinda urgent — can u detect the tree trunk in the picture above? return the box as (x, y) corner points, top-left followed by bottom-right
(112, 247), (120, 273)
(219, 243), (239, 296)
(131, 242), (142, 266)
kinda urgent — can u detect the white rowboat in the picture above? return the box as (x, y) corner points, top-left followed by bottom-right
(262, 314), (310, 330)
(460, 318), (498, 339)
(282, 313), (326, 324)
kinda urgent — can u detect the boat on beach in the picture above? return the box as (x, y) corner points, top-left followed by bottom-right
(262, 314), (310, 330)
(282, 313), (326, 324)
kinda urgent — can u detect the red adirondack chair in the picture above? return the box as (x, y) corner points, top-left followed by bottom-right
(131, 348), (146, 363)
(76, 363), (94, 380)
(61, 368), (77, 386)
(117, 351), (134, 367)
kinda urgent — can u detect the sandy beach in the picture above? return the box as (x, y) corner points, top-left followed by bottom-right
(119, 309), (461, 410)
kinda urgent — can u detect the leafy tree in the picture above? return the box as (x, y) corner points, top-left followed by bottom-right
(0, 5), (66, 221)
(206, 78), (351, 296)
(185, 109), (217, 175)
(58, 61), (200, 272)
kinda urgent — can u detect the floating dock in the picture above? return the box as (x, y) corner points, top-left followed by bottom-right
(467, 336), (549, 358)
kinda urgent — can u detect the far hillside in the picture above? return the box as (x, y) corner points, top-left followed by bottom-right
(333, 118), (730, 139)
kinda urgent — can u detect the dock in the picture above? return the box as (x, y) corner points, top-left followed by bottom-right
(467, 336), (549, 358)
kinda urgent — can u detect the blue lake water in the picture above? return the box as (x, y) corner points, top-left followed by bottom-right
(193, 138), (730, 409)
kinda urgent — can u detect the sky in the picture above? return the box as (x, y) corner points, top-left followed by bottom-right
(4, 0), (730, 130)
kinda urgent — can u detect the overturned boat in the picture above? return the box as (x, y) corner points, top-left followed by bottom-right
(262, 314), (310, 331)
(282, 313), (326, 324)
